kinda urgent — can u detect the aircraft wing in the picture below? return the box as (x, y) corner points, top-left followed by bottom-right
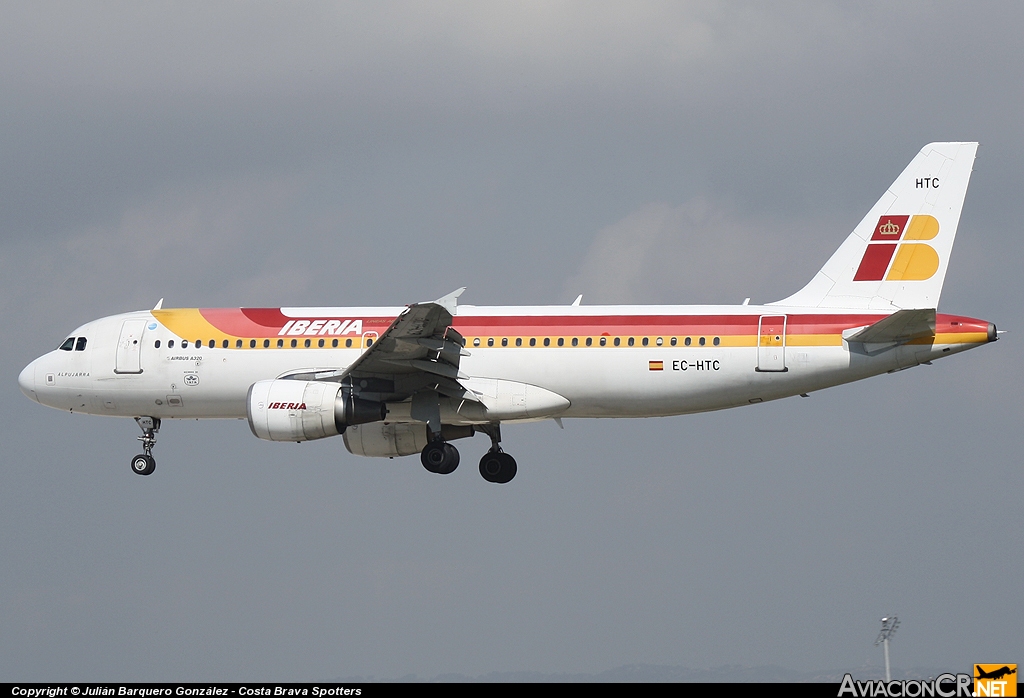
(282, 288), (478, 404)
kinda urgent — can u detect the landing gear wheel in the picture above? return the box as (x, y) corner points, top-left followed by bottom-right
(479, 451), (517, 484)
(132, 416), (160, 477)
(131, 454), (156, 476)
(421, 441), (459, 474)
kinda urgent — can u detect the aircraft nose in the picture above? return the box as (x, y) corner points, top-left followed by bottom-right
(19, 360), (38, 402)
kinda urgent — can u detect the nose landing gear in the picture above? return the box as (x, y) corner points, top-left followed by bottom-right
(131, 416), (160, 476)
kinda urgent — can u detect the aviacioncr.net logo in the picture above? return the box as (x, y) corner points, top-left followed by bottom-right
(838, 673), (972, 697)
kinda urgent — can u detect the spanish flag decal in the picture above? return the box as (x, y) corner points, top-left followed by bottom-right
(649, 361), (664, 371)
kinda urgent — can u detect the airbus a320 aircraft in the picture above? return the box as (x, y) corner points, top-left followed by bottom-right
(19, 143), (996, 483)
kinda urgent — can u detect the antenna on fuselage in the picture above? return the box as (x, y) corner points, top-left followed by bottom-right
(153, 298), (164, 310)
(571, 294), (583, 306)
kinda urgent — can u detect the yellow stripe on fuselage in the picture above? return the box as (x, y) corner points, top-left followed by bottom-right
(152, 309), (228, 340)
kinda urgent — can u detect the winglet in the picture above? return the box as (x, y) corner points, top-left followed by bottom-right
(153, 298), (164, 310)
(432, 287), (466, 315)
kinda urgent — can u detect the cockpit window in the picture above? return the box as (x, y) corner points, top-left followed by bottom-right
(75, 337), (87, 351)
(59, 337), (75, 351)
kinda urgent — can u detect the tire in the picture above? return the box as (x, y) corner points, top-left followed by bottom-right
(479, 452), (504, 482)
(494, 452), (517, 484)
(131, 454), (155, 476)
(479, 451), (516, 483)
(437, 443), (460, 474)
(420, 441), (448, 474)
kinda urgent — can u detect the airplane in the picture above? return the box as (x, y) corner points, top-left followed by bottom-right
(18, 142), (997, 483)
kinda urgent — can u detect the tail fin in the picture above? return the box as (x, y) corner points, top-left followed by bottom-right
(772, 142), (978, 310)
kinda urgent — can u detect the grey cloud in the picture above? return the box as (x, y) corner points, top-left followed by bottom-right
(563, 198), (834, 305)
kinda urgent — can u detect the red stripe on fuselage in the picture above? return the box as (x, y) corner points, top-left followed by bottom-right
(192, 309), (991, 339)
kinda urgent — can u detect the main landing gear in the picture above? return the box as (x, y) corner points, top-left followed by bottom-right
(420, 439), (460, 475)
(131, 416), (160, 476)
(477, 424), (517, 484)
(419, 423), (518, 483)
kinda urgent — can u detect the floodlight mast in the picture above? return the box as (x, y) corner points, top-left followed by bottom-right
(874, 615), (900, 681)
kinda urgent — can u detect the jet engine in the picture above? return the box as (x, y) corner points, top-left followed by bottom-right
(247, 379), (385, 442)
(342, 423), (431, 458)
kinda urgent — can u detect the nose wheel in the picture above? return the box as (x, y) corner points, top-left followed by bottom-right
(131, 416), (160, 476)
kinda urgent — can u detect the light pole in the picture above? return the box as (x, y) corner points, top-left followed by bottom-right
(875, 615), (900, 681)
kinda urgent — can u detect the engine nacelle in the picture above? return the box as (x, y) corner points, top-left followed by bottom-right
(343, 423), (431, 457)
(247, 379), (385, 442)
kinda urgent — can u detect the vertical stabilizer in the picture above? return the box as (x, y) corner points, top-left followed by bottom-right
(772, 142), (978, 310)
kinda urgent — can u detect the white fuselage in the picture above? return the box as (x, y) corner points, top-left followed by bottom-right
(18, 303), (994, 424)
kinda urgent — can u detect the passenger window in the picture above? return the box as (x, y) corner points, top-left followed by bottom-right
(699, 337), (706, 346)
(208, 339), (215, 349)
(331, 339), (338, 348)
(571, 338), (578, 346)
(250, 339), (257, 348)
(155, 340), (161, 349)
(713, 337), (720, 346)
(168, 340), (175, 348)
(641, 337), (649, 346)
(488, 338), (494, 347)
(222, 339), (229, 349)
(501, 338), (508, 347)
(236, 339), (243, 348)
(75, 337), (87, 351)
(670, 337), (677, 346)
(304, 339), (311, 348)
(585, 337), (592, 346)
(473, 338), (481, 347)
(557, 338), (564, 346)
(182, 340), (189, 348)
(656, 337), (663, 346)
(318, 339), (324, 348)
(530, 338), (537, 347)
(345, 338), (352, 348)
(600, 337), (606, 346)
(264, 339), (271, 348)
(543, 338), (550, 347)
(367, 338), (374, 347)
(627, 337), (634, 346)
(278, 339), (285, 348)
(614, 337), (620, 346)
(515, 338), (522, 347)
(684, 337), (691, 346)
(291, 339), (298, 348)
(195, 340), (201, 348)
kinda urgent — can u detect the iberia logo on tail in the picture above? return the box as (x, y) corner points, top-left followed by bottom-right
(854, 215), (940, 282)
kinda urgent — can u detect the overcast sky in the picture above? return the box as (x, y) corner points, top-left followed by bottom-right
(2, 1), (1021, 682)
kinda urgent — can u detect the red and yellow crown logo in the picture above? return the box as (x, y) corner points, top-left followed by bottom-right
(854, 215), (940, 282)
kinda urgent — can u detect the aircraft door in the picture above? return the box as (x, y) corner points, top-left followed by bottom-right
(115, 319), (147, 374)
(757, 315), (787, 372)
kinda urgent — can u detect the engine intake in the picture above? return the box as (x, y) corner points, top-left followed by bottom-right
(247, 379), (386, 442)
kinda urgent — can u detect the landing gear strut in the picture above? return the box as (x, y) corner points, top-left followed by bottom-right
(421, 439), (460, 475)
(131, 416), (160, 476)
(478, 424), (517, 484)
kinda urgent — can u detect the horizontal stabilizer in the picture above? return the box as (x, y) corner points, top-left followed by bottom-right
(844, 308), (936, 344)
